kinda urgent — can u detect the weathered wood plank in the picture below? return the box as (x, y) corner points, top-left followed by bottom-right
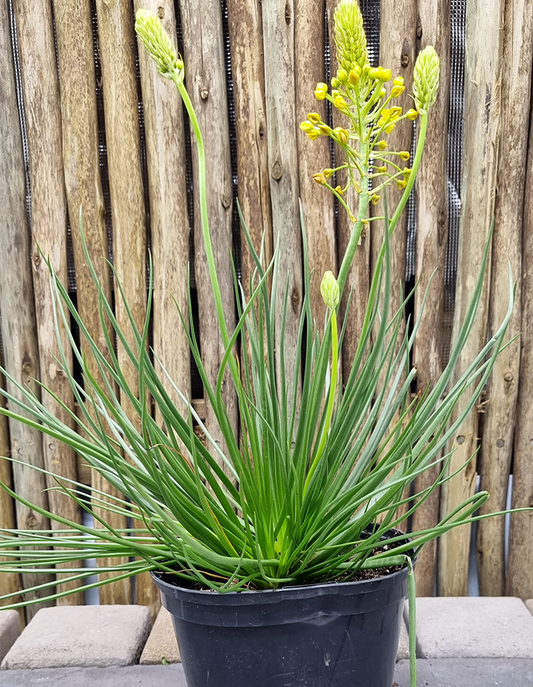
(410, 0), (450, 597)
(0, 0), (53, 620)
(134, 0), (190, 618)
(438, 0), (505, 596)
(227, 0), (272, 297)
(0, 375), (22, 618)
(325, 0), (370, 378)
(261, 0), (303, 404)
(476, 0), (532, 596)
(295, 1), (336, 326)
(95, 0), (154, 614)
(14, 0), (84, 606)
(179, 0), (238, 468)
(53, 0), (131, 605)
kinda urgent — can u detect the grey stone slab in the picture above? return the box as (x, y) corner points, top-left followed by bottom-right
(526, 599), (533, 617)
(393, 659), (533, 686)
(0, 611), (20, 664)
(140, 606), (180, 665)
(1, 605), (151, 670)
(0, 664), (187, 687)
(396, 616), (411, 661)
(407, 597), (533, 658)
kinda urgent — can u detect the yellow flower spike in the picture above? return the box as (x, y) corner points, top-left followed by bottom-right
(399, 151), (410, 161)
(308, 129), (320, 140)
(369, 67), (381, 80)
(406, 108), (419, 120)
(334, 95), (348, 111)
(391, 84), (405, 98)
(337, 68), (348, 83)
(371, 193), (381, 205)
(413, 45), (440, 114)
(320, 271), (340, 310)
(379, 68), (392, 82)
(348, 68), (360, 85)
(334, 0), (368, 72)
(135, 9), (183, 78)
(323, 168), (334, 178)
(335, 185), (343, 195)
(307, 113), (321, 124)
(300, 121), (314, 132)
(313, 172), (327, 186)
(377, 140), (388, 150)
(314, 82), (328, 100)
(334, 127), (350, 145)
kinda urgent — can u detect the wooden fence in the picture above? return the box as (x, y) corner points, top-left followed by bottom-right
(1, 0), (532, 623)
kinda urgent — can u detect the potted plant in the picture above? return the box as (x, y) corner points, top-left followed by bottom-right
(0, 2), (520, 686)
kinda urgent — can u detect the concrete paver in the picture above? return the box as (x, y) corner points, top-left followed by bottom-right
(526, 599), (533, 617)
(0, 664), (187, 687)
(409, 597), (533, 658)
(396, 616), (410, 661)
(393, 658), (533, 686)
(0, 611), (20, 664)
(1, 605), (151, 670)
(140, 606), (180, 665)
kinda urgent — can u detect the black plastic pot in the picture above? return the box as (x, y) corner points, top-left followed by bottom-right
(152, 565), (408, 687)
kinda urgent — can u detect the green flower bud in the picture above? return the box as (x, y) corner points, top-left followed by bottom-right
(135, 10), (183, 78)
(413, 45), (440, 114)
(334, 0), (368, 72)
(321, 271), (340, 309)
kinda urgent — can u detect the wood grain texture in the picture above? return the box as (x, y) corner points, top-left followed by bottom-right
(53, 0), (131, 606)
(227, 0), (273, 297)
(476, 0), (532, 596)
(410, 0), (450, 597)
(14, 0), (84, 606)
(438, 0), (505, 597)
(0, 381), (22, 616)
(95, 0), (154, 612)
(295, 0), (336, 327)
(134, 0), (189, 618)
(180, 0), (238, 469)
(325, 0), (370, 380)
(261, 0), (303, 405)
(0, 0), (53, 620)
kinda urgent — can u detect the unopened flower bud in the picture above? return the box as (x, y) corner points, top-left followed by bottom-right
(377, 140), (388, 150)
(371, 193), (381, 205)
(307, 113), (321, 124)
(314, 82), (328, 100)
(321, 271), (340, 309)
(374, 165), (387, 174)
(369, 67), (381, 80)
(334, 0), (368, 72)
(406, 108), (419, 120)
(396, 179), (408, 190)
(337, 68), (348, 82)
(348, 67), (360, 85)
(331, 78), (341, 88)
(313, 172), (327, 185)
(413, 45), (440, 114)
(135, 9), (183, 78)
(308, 129), (320, 140)
(334, 127), (350, 145)
(391, 84), (405, 98)
(399, 151), (410, 161)
(334, 185), (343, 195)
(379, 68), (392, 82)
(318, 123), (330, 135)
(300, 121), (314, 132)
(334, 95), (348, 111)
(323, 168), (334, 178)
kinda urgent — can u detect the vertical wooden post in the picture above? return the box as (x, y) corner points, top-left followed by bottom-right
(227, 0), (273, 295)
(0, 0), (53, 620)
(14, 0), (84, 606)
(325, 0), (370, 376)
(410, 0), (450, 597)
(477, 0), (532, 597)
(295, 0), (336, 326)
(94, 0), (155, 613)
(53, 0), (131, 605)
(179, 0), (238, 466)
(438, 0), (505, 597)
(261, 0), (304, 402)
